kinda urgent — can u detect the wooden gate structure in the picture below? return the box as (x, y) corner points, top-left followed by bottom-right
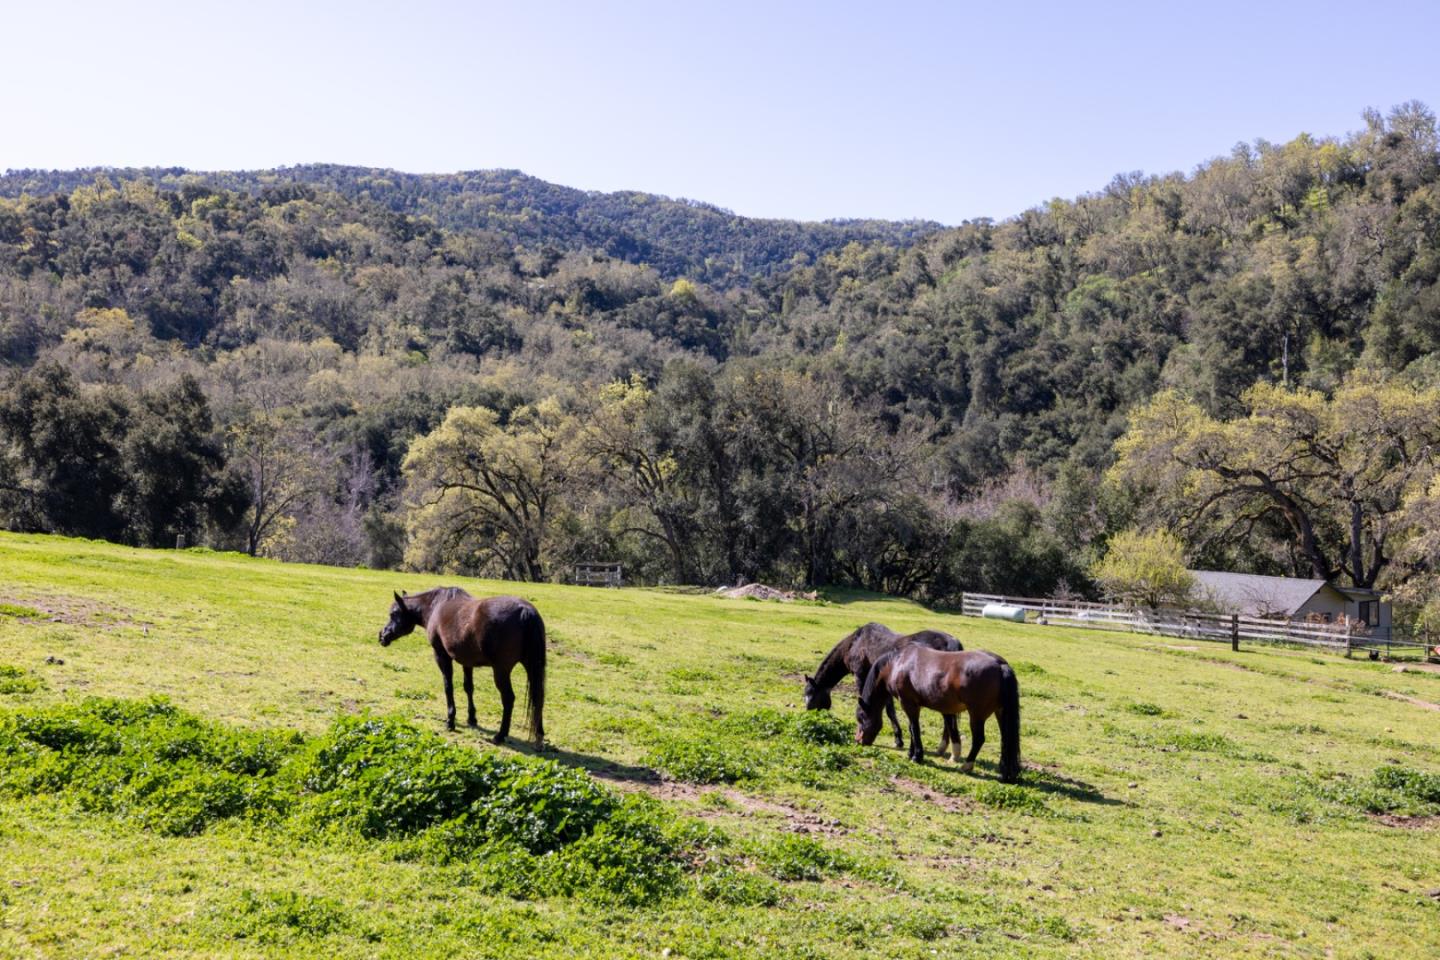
(573, 561), (623, 588)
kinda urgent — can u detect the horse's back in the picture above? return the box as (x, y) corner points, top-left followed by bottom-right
(914, 646), (1006, 678)
(902, 629), (962, 653)
(438, 593), (540, 665)
(477, 594), (541, 628)
(897, 645), (1008, 710)
(844, 622), (901, 672)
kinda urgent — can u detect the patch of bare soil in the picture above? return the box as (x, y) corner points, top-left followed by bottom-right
(888, 775), (977, 814)
(715, 583), (819, 602)
(1391, 662), (1440, 675)
(1369, 813), (1440, 829)
(1, 594), (145, 631)
(902, 852), (986, 869)
(617, 777), (848, 834)
(1380, 690), (1440, 711)
(721, 792), (848, 835)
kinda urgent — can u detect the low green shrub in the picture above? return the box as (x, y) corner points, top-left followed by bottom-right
(759, 834), (854, 882)
(212, 889), (350, 944)
(695, 863), (782, 906)
(969, 781), (1050, 816)
(1320, 764), (1440, 816)
(786, 710), (852, 746)
(0, 698), (696, 903)
(648, 738), (756, 784)
(0, 664), (43, 694)
(725, 708), (852, 746)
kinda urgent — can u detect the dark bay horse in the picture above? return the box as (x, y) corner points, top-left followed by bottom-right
(858, 645), (1020, 783)
(378, 588), (546, 747)
(804, 622), (962, 753)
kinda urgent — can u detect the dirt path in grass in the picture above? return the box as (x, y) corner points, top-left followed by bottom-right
(1379, 691), (1440, 711)
(610, 776), (850, 835)
(887, 775), (978, 814)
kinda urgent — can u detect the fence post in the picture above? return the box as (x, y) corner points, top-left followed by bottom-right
(1230, 614), (1239, 652)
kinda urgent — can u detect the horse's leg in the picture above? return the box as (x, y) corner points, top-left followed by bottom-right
(435, 652), (456, 731)
(491, 665), (516, 745)
(886, 698), (905, 750)
(463, 665), (478, 728)
(902, 701), (925, 762)
(942, 714), (963, 762)
(962, 712), (987, 774)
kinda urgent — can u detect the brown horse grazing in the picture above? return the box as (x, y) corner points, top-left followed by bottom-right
(803, 623), (963, 754)
(857, 645), (1020, 783)
(378, 588), (546, 747)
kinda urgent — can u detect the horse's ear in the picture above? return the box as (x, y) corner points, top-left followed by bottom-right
(393, 590), (404, 604)
(803, 675), (813, 684)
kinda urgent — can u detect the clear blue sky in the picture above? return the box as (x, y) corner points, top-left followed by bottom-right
(5, 0), (1438, 223)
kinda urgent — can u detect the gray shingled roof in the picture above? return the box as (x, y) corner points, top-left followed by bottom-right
(1188, 570), (1326, 618)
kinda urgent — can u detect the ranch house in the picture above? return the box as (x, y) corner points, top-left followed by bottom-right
(1188, 570), (1391, 635)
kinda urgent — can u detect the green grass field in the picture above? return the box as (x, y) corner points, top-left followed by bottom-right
(1, 532), (1437, 958)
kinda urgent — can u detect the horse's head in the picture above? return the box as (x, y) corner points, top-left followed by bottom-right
(379, 591), (418, 646)
(853, 655), (893, 745)
(802, 675), (831, 711)
(854, 695), (886, 745)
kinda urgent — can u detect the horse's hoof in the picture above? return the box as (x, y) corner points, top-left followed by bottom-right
(491, 733), (507, 745)
(961, 761), (975, 774)
(467, 719), (478, 729)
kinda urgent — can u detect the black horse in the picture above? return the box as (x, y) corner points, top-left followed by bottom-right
(803, 622), (962, 753)
(377, 588), (546, 746)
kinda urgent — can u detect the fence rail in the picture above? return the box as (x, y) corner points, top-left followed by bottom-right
(960, 592), (1436, 660)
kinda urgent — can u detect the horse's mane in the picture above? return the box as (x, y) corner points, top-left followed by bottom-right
(859, 649), (897, 708)
(812, 635), (853, 689)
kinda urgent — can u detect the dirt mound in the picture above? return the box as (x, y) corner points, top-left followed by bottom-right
(716, 583), (818, 602)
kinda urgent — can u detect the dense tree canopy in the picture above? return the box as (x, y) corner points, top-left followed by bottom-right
(2, 103), (1439, 619)
(1110, 378), (1440, 588)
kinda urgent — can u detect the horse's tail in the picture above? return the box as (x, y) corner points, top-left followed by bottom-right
(997, 663), (1021, 783)
(519, 605), (546, 746)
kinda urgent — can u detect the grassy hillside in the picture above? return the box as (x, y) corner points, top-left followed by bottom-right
(1, 532), (1437, 958)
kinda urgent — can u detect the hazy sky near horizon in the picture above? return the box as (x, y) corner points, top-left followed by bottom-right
(5, 1), (1438, 224)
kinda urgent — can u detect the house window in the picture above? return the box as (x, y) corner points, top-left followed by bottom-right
(1358, 601), (1372, 626)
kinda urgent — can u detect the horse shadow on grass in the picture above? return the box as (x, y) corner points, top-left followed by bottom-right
(463, 724), (661, 785)
(901, 749), (1126, 807)
(1019, 767), (1127, 807)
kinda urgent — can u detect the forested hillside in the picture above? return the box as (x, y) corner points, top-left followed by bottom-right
(0, 165), (944, 287)
(3, 103), (1439, 619)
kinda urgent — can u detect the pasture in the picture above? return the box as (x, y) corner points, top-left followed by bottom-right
(0, 531), (1437, 958)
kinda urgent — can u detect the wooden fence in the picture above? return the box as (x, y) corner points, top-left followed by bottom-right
(573, 561), (623, 588)
(959, 592), (1436, 660)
